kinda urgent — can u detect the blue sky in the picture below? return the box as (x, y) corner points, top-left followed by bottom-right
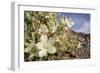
(60, 13), (90, 34)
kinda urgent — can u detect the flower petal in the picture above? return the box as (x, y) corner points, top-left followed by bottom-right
(25, 12), (31, 20)
(24, 47), (31, 53)
(37, 42), (43, 50)
(65, 18), (70, 25)
(39, 49), (47, 57)
(39, 24), (49, 33)
(47, 46), (56, 54)
(48, 37), (55, 45)
(63, 26), (68, 31)
(61, 18), (66, 25)
(51, 25), (57, 33)
(65, 17), (73, 28)
(40, 34), (48, 42)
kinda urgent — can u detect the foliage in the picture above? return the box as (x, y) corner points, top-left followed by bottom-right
(24, 11), (90, 61)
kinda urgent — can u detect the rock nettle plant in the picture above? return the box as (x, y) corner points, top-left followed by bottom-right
(24, 11), (90, 61)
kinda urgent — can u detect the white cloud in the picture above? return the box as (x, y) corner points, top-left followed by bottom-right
(72, 22), (90, 33)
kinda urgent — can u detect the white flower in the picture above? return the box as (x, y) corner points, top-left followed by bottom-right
(40, 34), (48, 42)
(61, 18), (66, 25)
(24, 43), (36, 60)
(47, 46), (56, 54)
(24, 43), (35, 53)
(61, 17), (74, 28)
(39, 24), (49, 34)
(63, 26), (68, 31)
(45, 16), (50, 18)
(50, 25), (57, 33)
(39, 49), (47, 57)
(37, 42), (44, 50)
(65, 18), (72, 28)
(49, 22), (58, 33)
(24, 47), (31, 53)
(47, 37), (55, 45)
(25, 12), (31, 20)
(37, 34), (56, 57)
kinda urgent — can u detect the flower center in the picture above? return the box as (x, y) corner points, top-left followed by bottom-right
(43, 43), (50, 49)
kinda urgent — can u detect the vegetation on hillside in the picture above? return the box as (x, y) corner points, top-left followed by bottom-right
(24, 11), (90, 61)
